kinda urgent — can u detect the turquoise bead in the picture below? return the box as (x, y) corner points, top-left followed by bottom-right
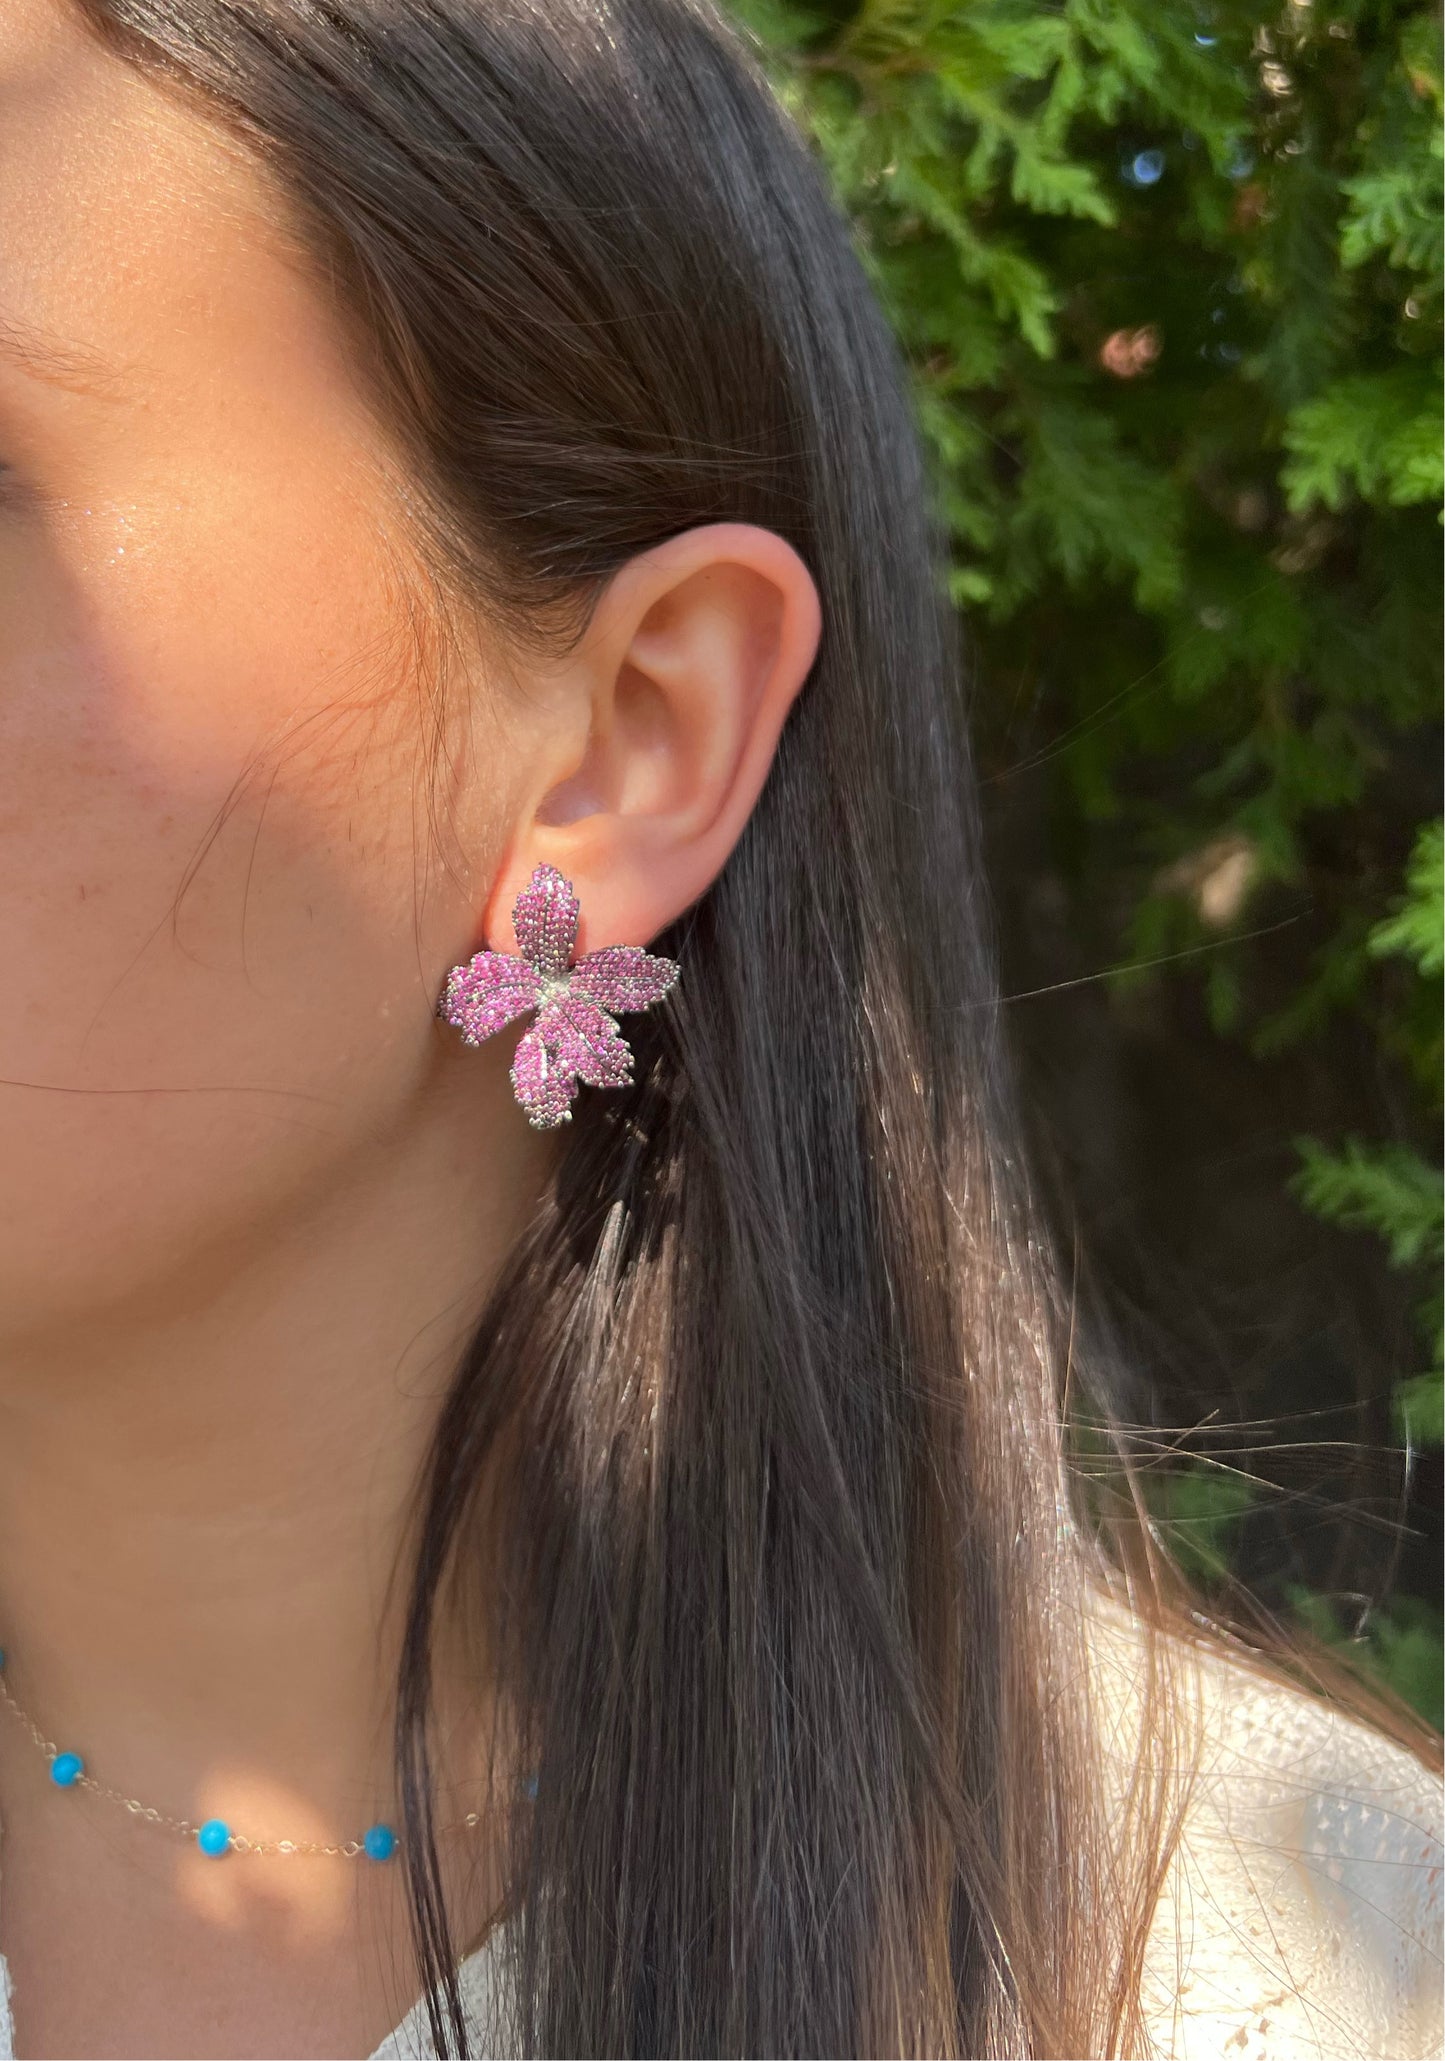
(49, 1752), (83, 1787)
(197, 1818), (231, 1856)
(363, 1823), (396, 1862)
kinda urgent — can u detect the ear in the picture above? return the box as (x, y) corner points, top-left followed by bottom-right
(482, 522), (821, 954)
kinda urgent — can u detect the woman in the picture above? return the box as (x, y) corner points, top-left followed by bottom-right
(0, 0), (1436, 2053)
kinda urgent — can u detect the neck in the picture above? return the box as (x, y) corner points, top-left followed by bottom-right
(0, 1082), (544, 1854)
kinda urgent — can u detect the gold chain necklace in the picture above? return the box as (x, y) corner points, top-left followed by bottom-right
(0, 1649), (491, 1862)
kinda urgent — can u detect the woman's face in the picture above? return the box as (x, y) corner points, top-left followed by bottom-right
(0, 0), (523, 1339)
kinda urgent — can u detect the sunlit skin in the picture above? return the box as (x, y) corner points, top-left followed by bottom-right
(0, 1), (821, 2053)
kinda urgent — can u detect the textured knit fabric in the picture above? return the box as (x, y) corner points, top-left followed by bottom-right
(1093, 1595), (1444, 2061)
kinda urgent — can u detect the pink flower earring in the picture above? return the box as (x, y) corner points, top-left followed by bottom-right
(437, 864), (680, 1130)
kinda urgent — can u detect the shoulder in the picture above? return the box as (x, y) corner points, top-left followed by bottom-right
(1086, 1589), (1444, 2061)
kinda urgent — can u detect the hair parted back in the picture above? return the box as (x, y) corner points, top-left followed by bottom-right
(71, 1), (1251, 2052)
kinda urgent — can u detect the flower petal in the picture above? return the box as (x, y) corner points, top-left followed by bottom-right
(570, 944), (679, 1015)
(538, 995), (633, 1089)
(512, 865), (580, 975)
(439, 950), (542, 1044)
(509, 1024), (578, 1129)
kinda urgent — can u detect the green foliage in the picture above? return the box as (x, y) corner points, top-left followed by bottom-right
(1292, 1587), (1445, 1729)
(1292, 1133), (1443, 1443)
(1293, 1134), (1443, 1270)
(729, 0), (1441, 1053)
(1286, 812), (1442, 1442)
(1393, 1367), (1445, 1446)
(1149, 1465), (1260, 1585)
(726, 0), (1442, 1713)
(1370, 817), (1444, 978)
(1291, 821), (1443, 1450)
(1282, 365), (1443, 509)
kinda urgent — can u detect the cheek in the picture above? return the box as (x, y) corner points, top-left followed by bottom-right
(0, 490), (494, 1335)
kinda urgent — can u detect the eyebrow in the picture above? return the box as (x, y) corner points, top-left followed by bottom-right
(0, 315), (126, 397)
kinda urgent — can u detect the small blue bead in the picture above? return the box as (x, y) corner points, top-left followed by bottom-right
(0, 1647), (7, 1671)
(50, 1752), (84, 1787)
(363, 1822), (396, 1862)
(197, 1818), (231, 1856)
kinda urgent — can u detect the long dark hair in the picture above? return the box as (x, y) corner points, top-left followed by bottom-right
(68, 1), (1411, 2053)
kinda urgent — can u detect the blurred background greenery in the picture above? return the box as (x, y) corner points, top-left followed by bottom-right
(728, 0), (1443, 1723)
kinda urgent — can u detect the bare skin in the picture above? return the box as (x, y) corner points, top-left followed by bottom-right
(0, 2), (822, 2054)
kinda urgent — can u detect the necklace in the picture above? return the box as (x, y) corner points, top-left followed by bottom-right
(0, 1647), (486, 1863)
